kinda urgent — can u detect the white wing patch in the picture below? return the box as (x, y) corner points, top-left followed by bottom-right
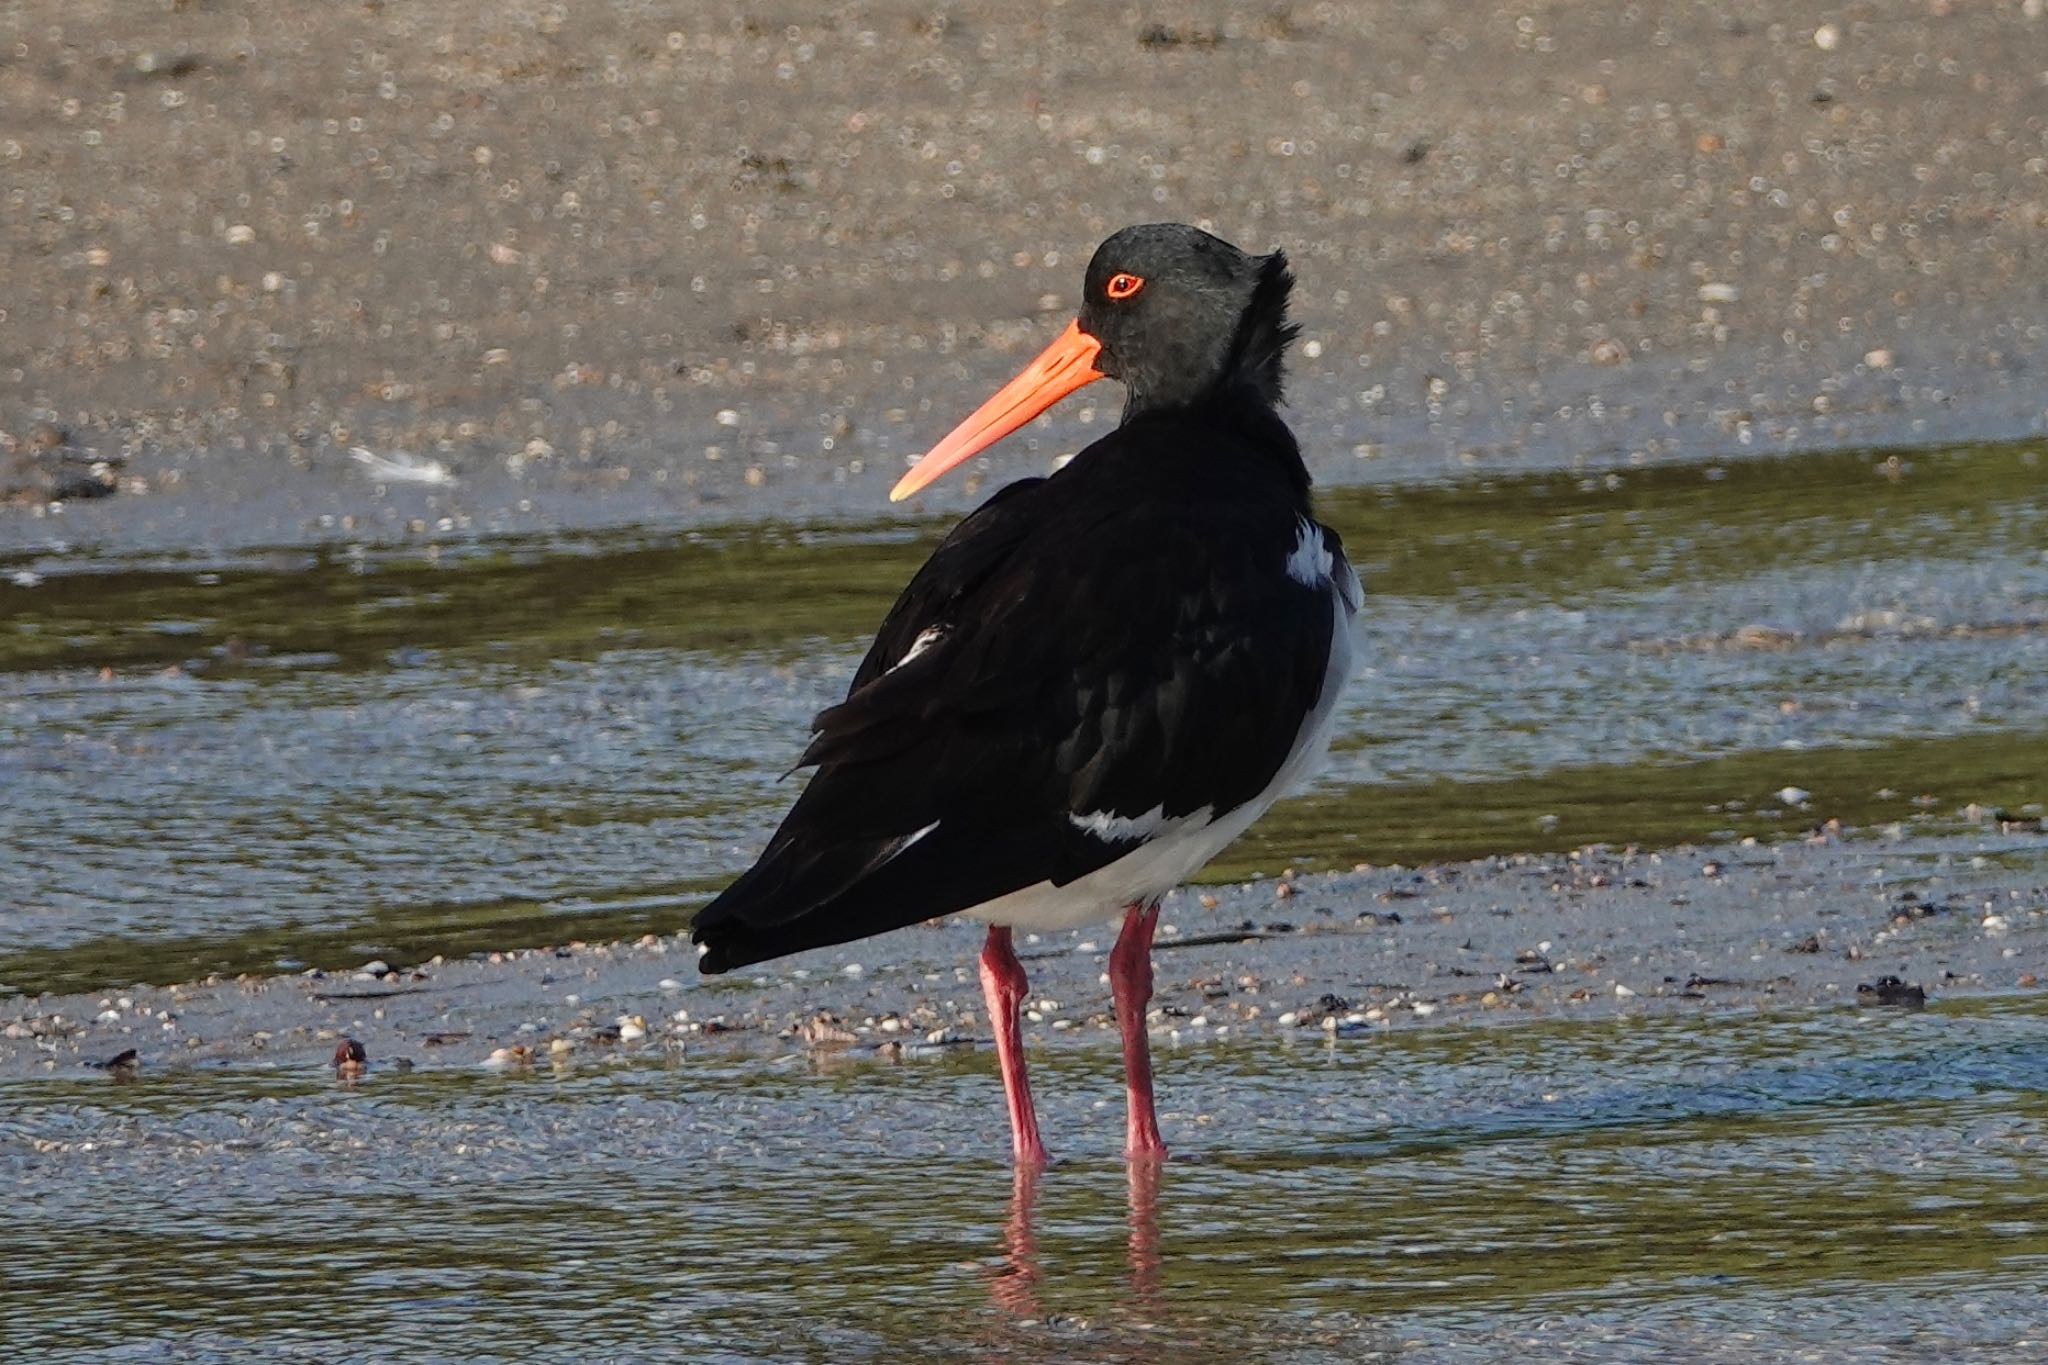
(1067, 803), (1214, 844)
(886, 625), (946, 674)
(871, 818), (940, 874)
(1285, 518), (1335, 588)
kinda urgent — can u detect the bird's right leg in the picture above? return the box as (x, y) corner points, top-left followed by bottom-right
(979, 925), (1048, 1167)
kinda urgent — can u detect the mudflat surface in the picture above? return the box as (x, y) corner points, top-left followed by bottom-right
(5, 832), (2044, 1082)
(5, 0), (2048, 550)
(6, 835), (2047, 1363)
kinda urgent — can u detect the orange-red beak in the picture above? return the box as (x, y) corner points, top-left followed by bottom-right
(889, 320), (1105, 502)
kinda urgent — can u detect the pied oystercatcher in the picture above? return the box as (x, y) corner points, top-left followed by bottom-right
(693, 223), (1362, 1165)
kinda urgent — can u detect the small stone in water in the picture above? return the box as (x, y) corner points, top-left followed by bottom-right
(333, 1038), (367, 1078)
(1856, 976), (1926, 1007)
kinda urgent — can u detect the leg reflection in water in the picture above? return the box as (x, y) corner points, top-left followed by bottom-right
(987, 1158), (1165, 1318)
(989, 1162), (1043, 1317)
(1127, 1156), (1162, 1311)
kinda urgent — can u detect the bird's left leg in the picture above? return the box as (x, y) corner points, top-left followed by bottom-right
(1109, 900), (1167, 1160)
(979, 926), (1048, 1166)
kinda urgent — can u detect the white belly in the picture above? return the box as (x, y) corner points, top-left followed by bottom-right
(966, 556), (1361, 931)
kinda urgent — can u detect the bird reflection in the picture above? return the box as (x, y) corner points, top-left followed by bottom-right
(987, 1158), (1164, 1318)
(989, 1163), (1043, 1317)
(1126, 1157), (1162, 1310)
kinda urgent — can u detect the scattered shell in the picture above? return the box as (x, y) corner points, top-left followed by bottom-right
(797, 1013), (858, 1047)
(1696, 282), (1741, 304)
(349, 446), (456, 486)
(482, 1045), (534, 1069)
(617, 1014), (649, 1042)
(1776, 786), (1812, 806)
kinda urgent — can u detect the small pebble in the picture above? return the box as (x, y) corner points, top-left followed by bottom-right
(1856, 976), (1926, 1007)
(333, 1038), (367, 1079)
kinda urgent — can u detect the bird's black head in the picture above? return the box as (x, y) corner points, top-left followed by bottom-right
(890, 223), (1297, 501)
(1076, 223), (1298, 417)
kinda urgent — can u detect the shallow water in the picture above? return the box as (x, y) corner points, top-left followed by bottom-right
(2, 439), (2045, 995)
(7, 994), (2046, 1362)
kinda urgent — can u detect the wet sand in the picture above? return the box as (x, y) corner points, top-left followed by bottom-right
(5, 829), (2039, 1082)
(5, 0), (2048, 549)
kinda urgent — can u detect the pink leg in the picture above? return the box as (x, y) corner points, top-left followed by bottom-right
(1110, 901), (1168, 1160)
(979, 926), (1048, 1167)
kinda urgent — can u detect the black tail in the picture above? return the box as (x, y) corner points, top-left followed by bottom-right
(691, 819), (1083, 974)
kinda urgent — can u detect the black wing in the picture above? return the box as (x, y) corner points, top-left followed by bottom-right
(693, 439), (1341, 973)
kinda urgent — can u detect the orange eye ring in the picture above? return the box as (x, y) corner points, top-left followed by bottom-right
(1104, 272), (1144, 301)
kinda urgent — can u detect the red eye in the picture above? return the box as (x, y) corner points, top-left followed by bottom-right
(1105, 272), (1144, 301)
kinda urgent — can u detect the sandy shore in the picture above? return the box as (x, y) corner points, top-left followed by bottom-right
(5, 829), (2040, 1081)
(5, 0), (2048, 546)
